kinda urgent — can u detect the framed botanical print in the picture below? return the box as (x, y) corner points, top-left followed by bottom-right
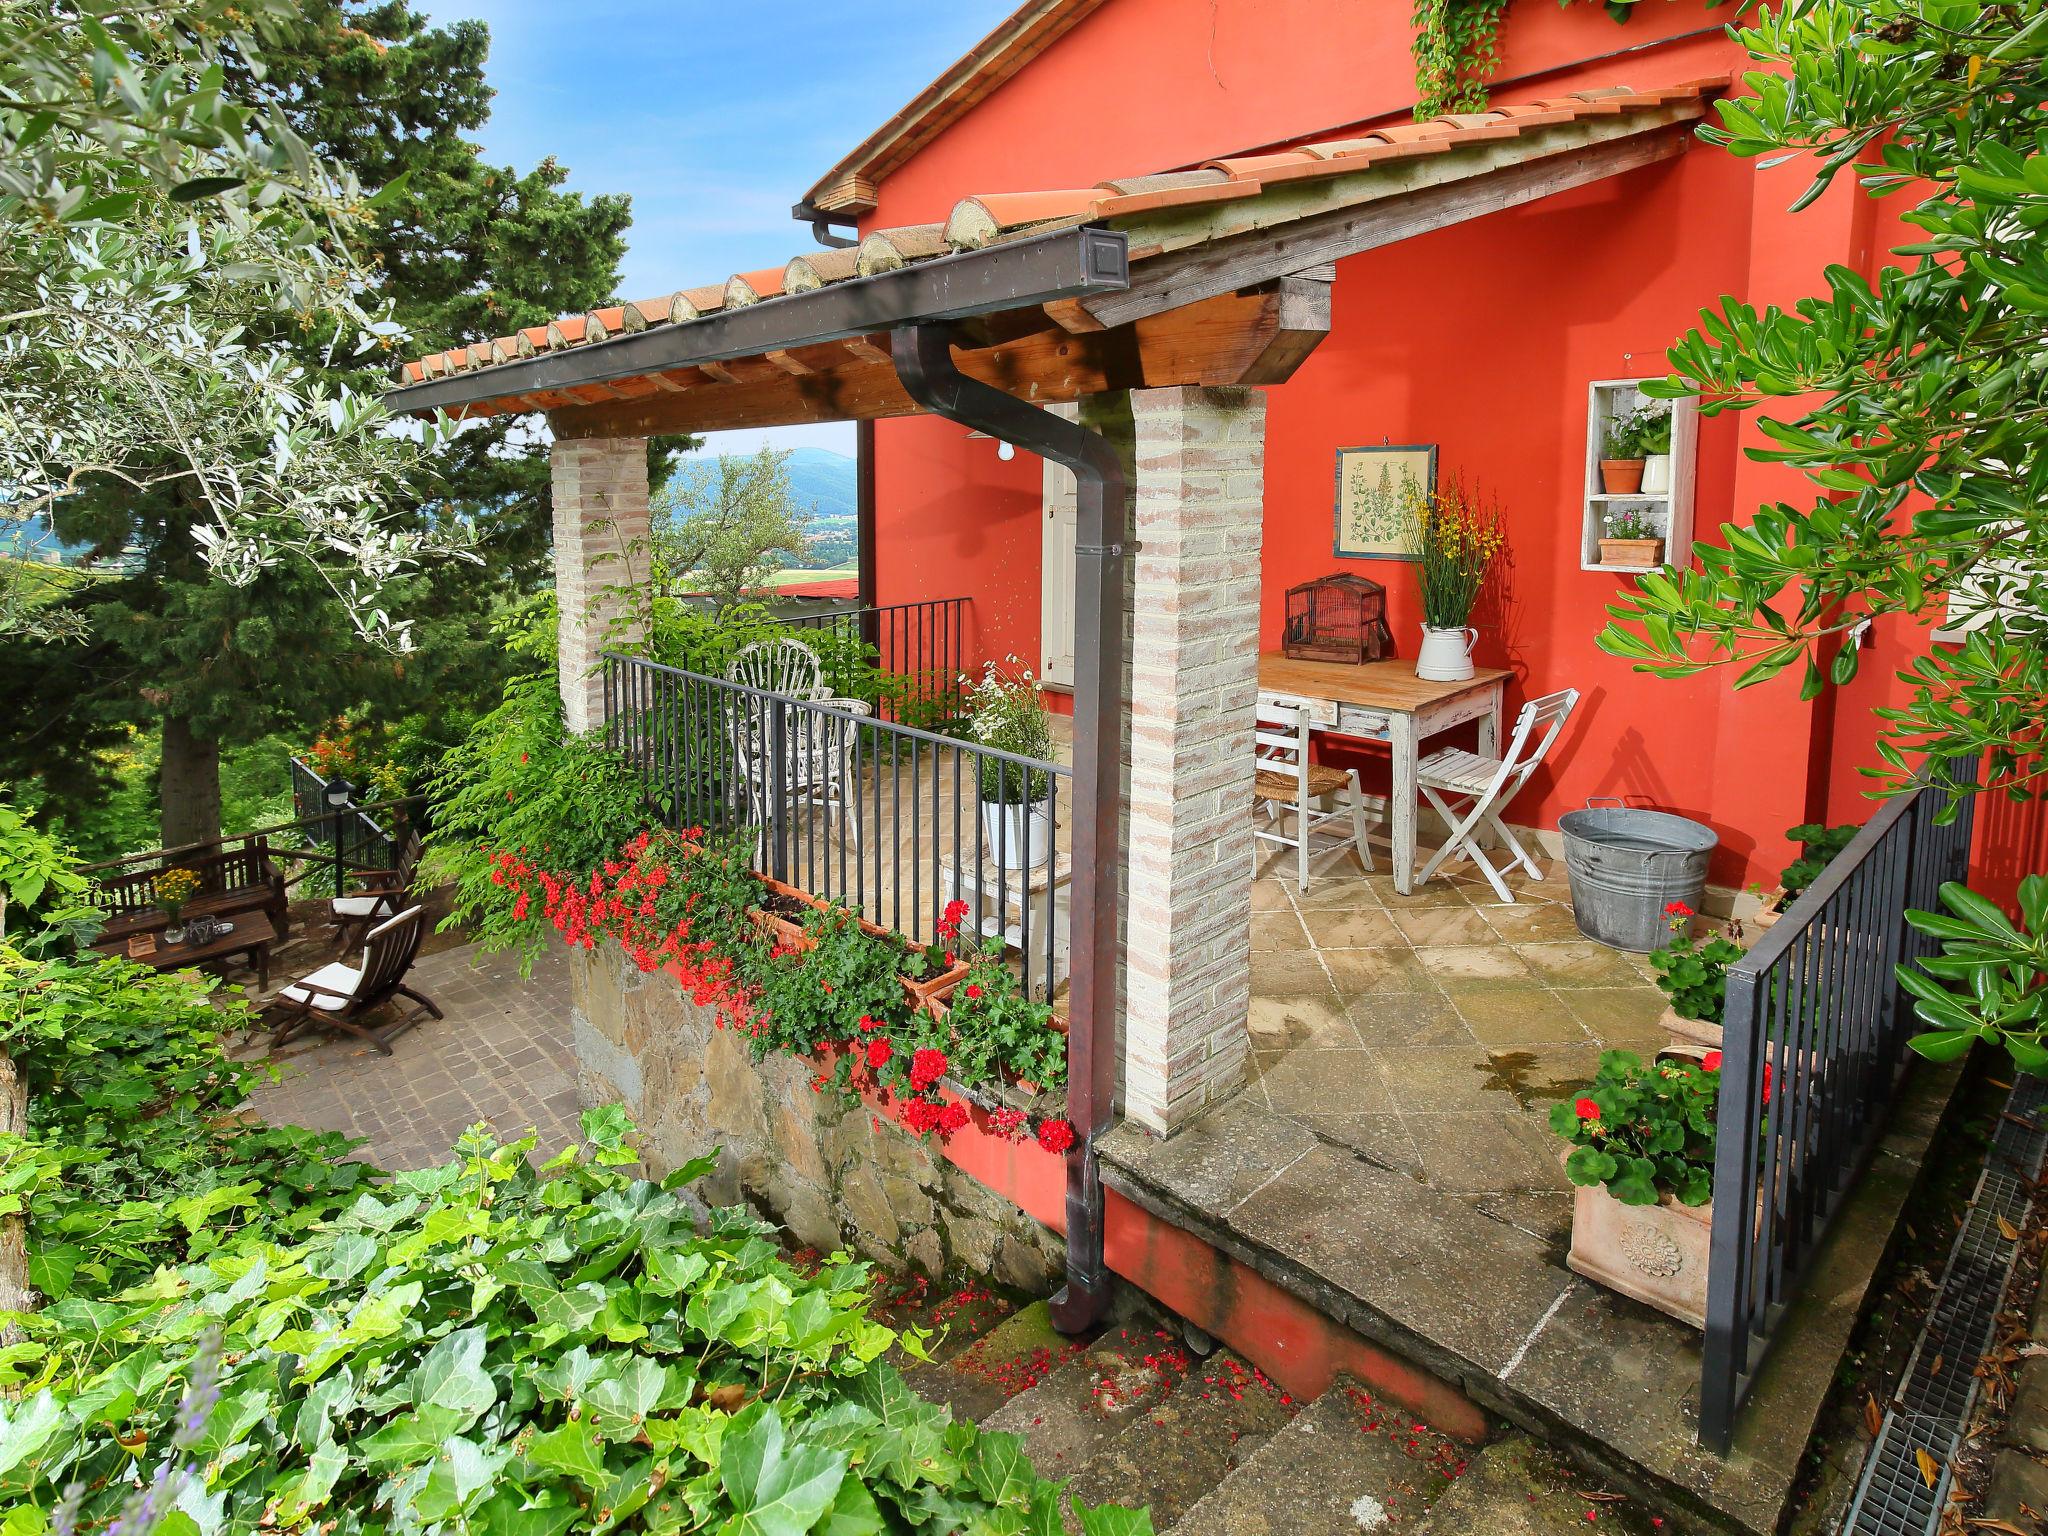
(1334, 444), (1437, 560)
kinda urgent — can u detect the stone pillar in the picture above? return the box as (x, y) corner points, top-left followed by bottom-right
(550, 436), (650, 735)
(1089, 385), (1266, 1137)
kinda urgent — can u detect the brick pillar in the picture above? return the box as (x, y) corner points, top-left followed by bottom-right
(550, 436), (650, 734)
(1086, 385), (1266, 1136)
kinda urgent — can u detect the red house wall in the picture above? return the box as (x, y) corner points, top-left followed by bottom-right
(858, 0), (2025, 892)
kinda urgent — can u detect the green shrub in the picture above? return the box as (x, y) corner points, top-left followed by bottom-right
(0, 947), (376, 1301)
(0, 1113), (1147, 1536)
(1780, 821), (1860, 900)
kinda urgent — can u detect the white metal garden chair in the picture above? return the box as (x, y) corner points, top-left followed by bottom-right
(1414, 687), (1581, 902)
(725, 637), (827, 700)
(724, 694), (868, 856)
(1252, 697), (1376, 891)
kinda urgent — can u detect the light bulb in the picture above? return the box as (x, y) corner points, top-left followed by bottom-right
(996, 440), (1015, 461)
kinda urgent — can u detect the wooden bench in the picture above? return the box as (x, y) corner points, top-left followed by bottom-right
(91, 839), (289, 943)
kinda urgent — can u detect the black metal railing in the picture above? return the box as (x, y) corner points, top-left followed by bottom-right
(780, 597), (967, 728)
(603, 651), (1067, 1001)
(289, 756), (403, 886)
(1700, 764), (1980, 1450)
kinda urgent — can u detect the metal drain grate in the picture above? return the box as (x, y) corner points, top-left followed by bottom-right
(1843, 1074), (2048, 1536)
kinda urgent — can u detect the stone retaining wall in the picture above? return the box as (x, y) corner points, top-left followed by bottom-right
(563, 938), (1065, 1291)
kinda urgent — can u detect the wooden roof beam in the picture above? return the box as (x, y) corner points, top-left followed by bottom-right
(1082, 119), (1693, 329)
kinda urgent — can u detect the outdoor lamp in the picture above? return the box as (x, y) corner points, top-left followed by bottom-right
(324, 778), (356, 809)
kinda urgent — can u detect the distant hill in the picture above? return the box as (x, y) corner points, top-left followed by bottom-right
(685, 445), (857, 567)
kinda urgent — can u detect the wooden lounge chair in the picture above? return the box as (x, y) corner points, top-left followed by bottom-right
(328, 830), (422, 954)
(267, 905), (441, 1055)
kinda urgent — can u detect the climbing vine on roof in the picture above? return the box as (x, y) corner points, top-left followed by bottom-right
(1410, 0), (1676, 120)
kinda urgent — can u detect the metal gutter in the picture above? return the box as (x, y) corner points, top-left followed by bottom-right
(890, 322), (1125, 1332)
(791, 201), (859, 248)
(383, 224), (1130, 418)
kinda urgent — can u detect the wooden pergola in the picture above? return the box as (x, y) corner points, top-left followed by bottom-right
(385, 79), (1717, 1336)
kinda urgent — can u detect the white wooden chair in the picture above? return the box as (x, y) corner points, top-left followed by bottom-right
(1414, 687), (1581, 902)
(726, 637), (826, 700)
(726, 695), (869, 855)
(1253, 697), (1376, 891)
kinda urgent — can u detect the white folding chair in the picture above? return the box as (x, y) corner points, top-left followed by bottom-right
(725, 637), (826, 700)
(1252, 697), (1376, 891)
(725, 694), (868, 857)
(1414, 688), (1580, 902)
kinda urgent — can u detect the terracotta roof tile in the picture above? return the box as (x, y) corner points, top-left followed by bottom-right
(399, 78), (1723, 406)
(945, 189), (1103, 247)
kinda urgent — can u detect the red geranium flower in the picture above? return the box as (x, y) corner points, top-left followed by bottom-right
(937, 1103), (970, 1136)
(857, 1014), (885, 1032)
(1664, 900), (1693, 917)
(910, 1048), (948, 1091)
(866, 1038), (891, 1069)
(964, 983), (982, 1001)
(1037, 1119), (1076, 1154)
(1701, 1050), (1722, 1073)
(1573, 1097), (1601, 1122)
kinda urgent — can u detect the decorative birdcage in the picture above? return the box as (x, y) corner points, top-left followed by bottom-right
(1283, 573), (1392, 664)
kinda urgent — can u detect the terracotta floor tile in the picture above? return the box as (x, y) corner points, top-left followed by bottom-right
(1447, 987), (1594, 1048)
(1388, 905), (1499, 947)
(1321, 946), (1436, 997)
(1298, 905), (1404, 949)
(1291, 876), (1384, 912)
(1511, 940), (1646, 989)
(1479, 902), (1586, 943)
(1250, 911), (1311, 951)
(1413, 944), (1539, 987)
(1560, 986), (1672, 1038)
(1346, 992), (1475, 1051)
(1249, 984), (1361, 1051)
(1256, 1048), (1396, 1117)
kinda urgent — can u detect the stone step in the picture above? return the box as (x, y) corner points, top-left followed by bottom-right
(1408, 1435), (1663, 1536)
(869, 1271), (1022, 1369)
(1096, 1071), (1965, 1536)
(1057, 1347), (1299, 1530)
(900, 1298), (1089, 1424)
(1173, 1376), (1469, 1536)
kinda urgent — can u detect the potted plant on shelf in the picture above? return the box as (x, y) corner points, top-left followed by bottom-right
(152, 866), (200, 944)
(1551, 1047), (1720, 1328)
(1598, 405), (1656, 494)
(1636, 403), (1675, 495)
(965, 657), (1057, 874)
(1406, 475), (1505, 682)
(1597, 505), (1664, 568)
(1750, 821), (1861, 930)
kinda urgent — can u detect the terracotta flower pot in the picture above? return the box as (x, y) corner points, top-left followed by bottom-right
(1599, 458), (1646, 495)
(1596, 537), (1664, 568)
(1661, 1005), (1723, 1052)
(1566, 1172), (1712, 1329)
(748, 873), (969, 1017)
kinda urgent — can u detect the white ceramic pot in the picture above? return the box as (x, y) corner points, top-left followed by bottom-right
(1415, 625), (1477, 682)
(1640, 453), (1672, 496)
(980, 796), (1054, 872)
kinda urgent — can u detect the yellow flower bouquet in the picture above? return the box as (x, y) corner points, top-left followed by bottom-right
(151, 866), (201, 920)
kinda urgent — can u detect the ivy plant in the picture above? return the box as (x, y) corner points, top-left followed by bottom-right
(0, 1113), (1149, 1536)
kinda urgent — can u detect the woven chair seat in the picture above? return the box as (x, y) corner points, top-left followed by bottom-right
(1254, 764), (1351, 803)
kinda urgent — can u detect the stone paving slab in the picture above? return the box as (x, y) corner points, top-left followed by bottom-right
(240, 940), (580, 1170)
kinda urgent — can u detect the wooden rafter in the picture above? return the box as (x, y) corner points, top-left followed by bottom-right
(546, 282), (1331, 440)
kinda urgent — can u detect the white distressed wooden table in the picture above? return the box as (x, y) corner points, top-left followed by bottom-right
(1256, 653), (1510, 895)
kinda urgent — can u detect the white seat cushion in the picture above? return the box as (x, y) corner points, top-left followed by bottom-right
(332, 895), (391, 918)
(281, 961), (363, 1012)
(1417, 748), (1503, 794)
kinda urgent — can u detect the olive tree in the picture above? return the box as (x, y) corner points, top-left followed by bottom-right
(1596, 0), (2048, 1064)
(0, 1), (470, 648)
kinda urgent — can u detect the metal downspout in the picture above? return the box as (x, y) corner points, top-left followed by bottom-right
(890, 322), (1125, 1333)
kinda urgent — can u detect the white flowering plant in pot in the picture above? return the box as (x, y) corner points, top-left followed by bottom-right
(963, 657), (1057, 871)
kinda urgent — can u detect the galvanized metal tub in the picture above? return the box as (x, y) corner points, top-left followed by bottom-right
(1558, 800), (1718, 952)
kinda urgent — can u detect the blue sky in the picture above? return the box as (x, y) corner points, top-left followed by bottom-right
(416, 0), (1018, 460)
